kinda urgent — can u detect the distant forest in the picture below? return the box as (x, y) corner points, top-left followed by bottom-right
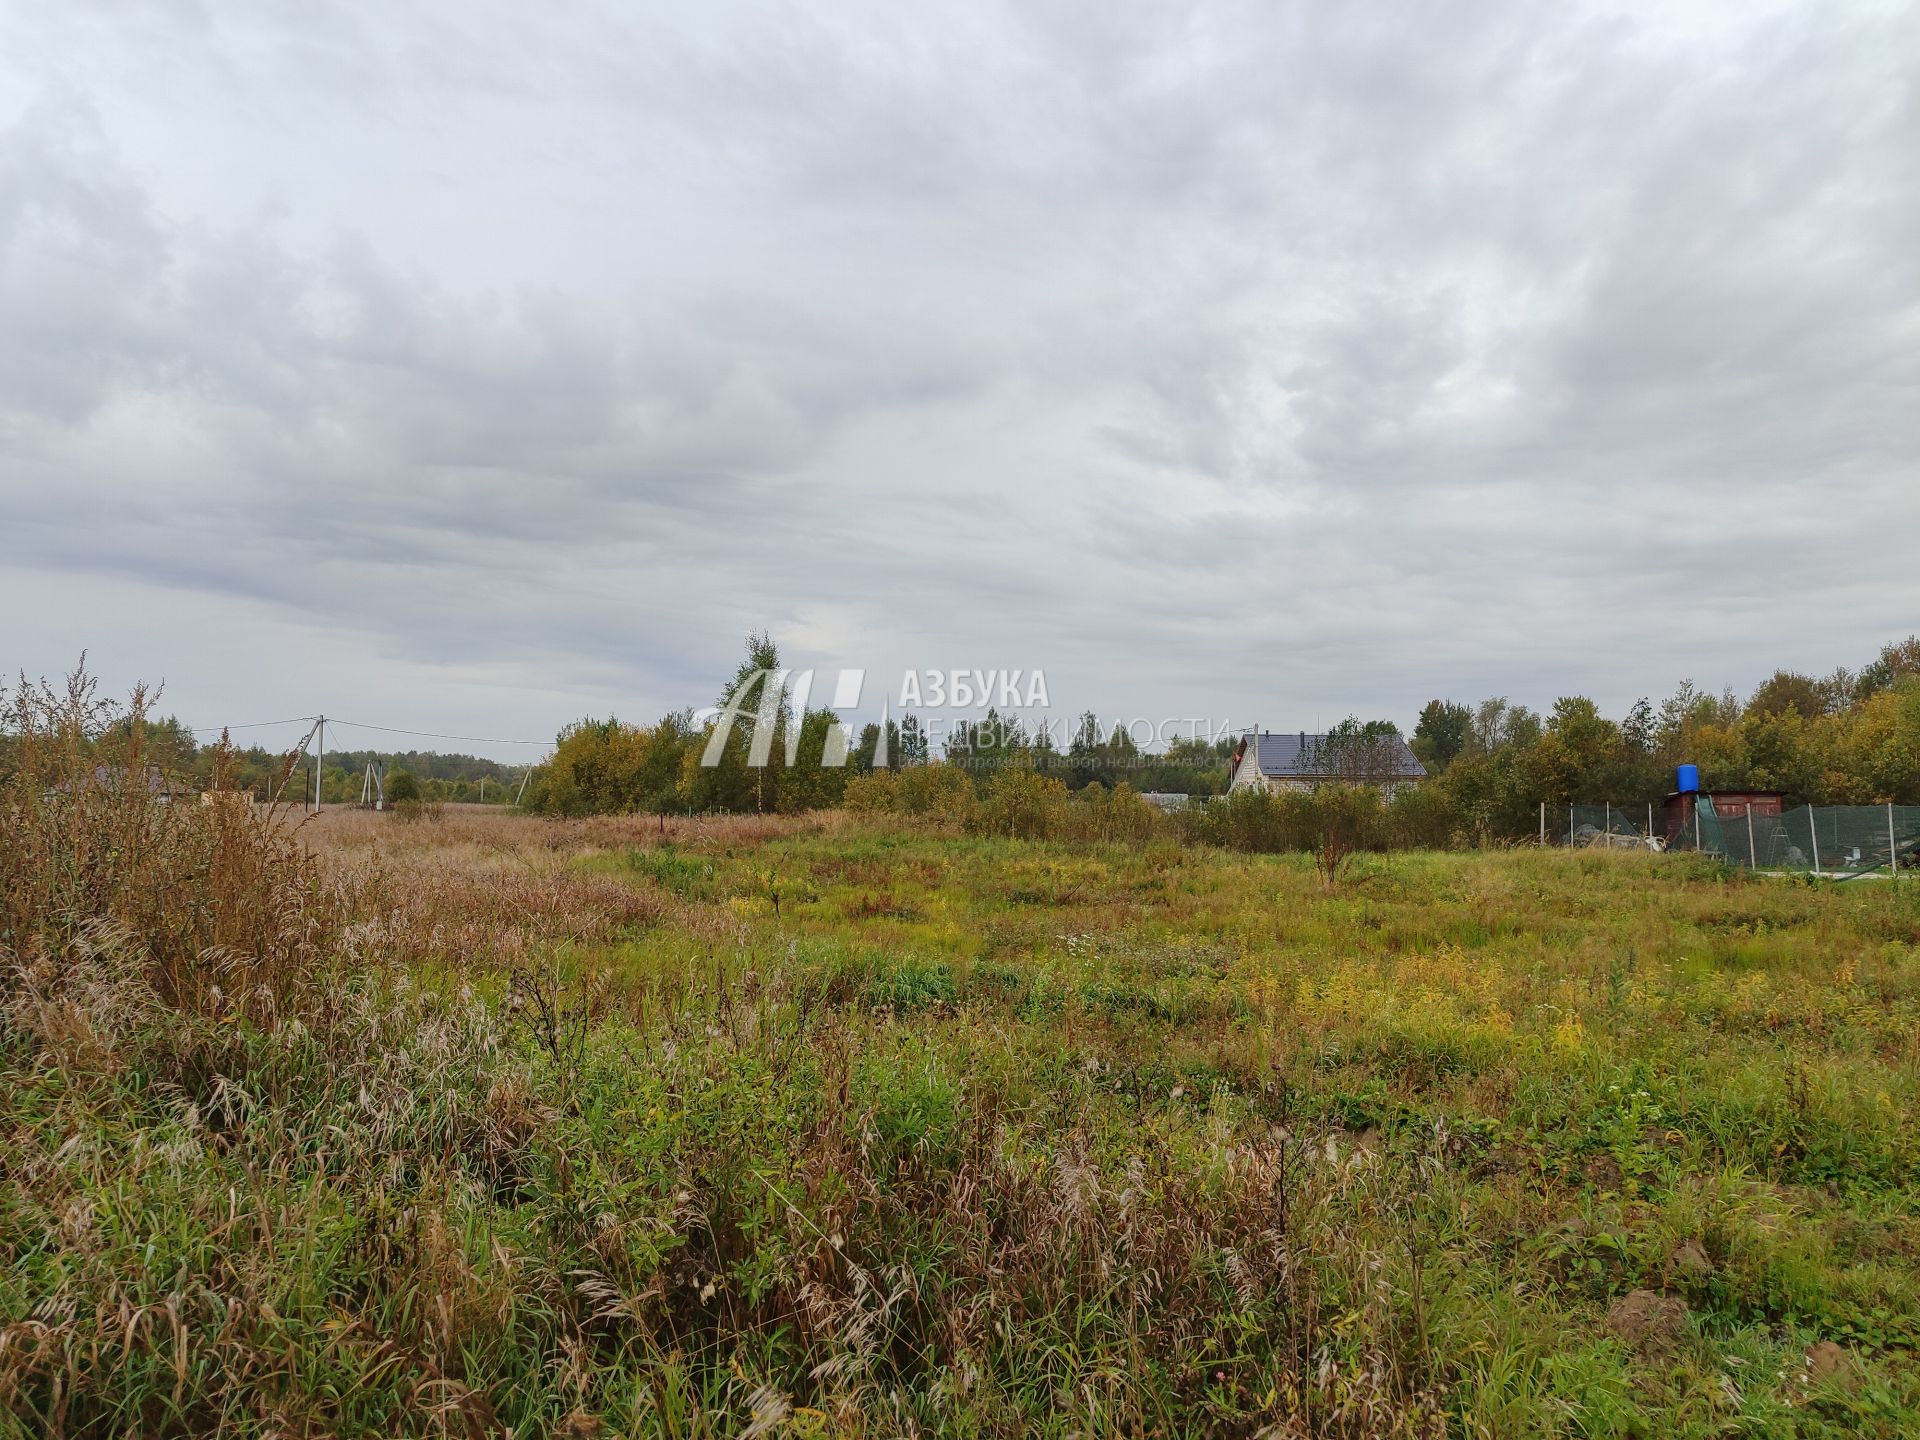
(521, 633), (1920, 835)
(110, 722), (528, 805)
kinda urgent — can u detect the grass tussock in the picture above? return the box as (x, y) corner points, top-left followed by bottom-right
(1, 668), (347, 1026)
(3, 672), (1919, 1436)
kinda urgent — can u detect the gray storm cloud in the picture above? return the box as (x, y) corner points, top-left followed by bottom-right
(0, 1), (1914, 753)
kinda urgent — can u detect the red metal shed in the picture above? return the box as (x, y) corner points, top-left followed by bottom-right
(1660, 789), (1784, 843)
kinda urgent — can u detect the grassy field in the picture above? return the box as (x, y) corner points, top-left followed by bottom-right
(5, 801), (1919, 1437)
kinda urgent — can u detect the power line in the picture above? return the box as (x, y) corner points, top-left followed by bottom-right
(326, 717), (549, 747)
(189, 716), (316, 735)
(185, 714), (546, 750)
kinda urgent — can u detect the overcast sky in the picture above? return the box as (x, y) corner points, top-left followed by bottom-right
(1, 1), (1915, 758)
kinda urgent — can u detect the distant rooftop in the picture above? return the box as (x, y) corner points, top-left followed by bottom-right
(1243, 731), (1425, 781)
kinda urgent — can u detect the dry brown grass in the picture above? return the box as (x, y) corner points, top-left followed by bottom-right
(291, 806), (840, 970)
(1, 670), (347, 1026)
(301, 804), (841, 859)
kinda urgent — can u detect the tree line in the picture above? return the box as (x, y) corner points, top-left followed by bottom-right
(0, 708), (529, 807)
(519, 633), (1240, 817)
(1407, 636), (1920, 840)
(10, 635), (1913, 842)
(523, 634), (1920, 840)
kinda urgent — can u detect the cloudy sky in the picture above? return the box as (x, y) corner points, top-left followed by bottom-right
(1, 1), (1914, 758)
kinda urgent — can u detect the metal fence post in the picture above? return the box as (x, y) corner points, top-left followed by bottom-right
(1539, 801), (1545, 846)
(1746, 808), (1756, 869)
(1893, 802), (1901, 879)
(1647, 802), (1654, 843)
(1808, 808), (1821, 875)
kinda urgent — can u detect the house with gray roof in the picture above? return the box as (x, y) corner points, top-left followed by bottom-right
(1227, 730), (1427, 796)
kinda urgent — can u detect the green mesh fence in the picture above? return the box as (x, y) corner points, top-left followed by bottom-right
(1687, 799), (1920, 876)
(1550, 799), (1920, 877)
(1565, 802), (1659, 851)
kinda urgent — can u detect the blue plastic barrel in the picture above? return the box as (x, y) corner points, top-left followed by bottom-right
(1677, 763), (1700, 793)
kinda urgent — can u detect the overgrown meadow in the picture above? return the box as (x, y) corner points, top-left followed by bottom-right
(4, 694), (1919, 1435)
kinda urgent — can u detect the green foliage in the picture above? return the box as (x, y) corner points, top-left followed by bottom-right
(1383, 775), (1458, 848)
(519, 714), (693, 816)
(892, 762), (979, 824)
(1047, 711), (1231, 793)
(774, 709), (853, 813)
(1061, 781), (1163, 844)
(620, 844), (717, 899)
(525, 634), (895, 817)
(39, 634), (1920, 828)
(1187, 783), (1390, 856)
(1386, 640), (1920, 839)
(1309, 715), (1411, 781)
(8, 719), (1920, 1435)
(944, 707), (1029, 769)
(843, 767), (899, 815)
(1186, 784), (1310, 852)
(694, 630), (787, 814)
(977, 764), (1068, 838)
(1412, 699), (1472, 772)
(849, 763), (1170, 845)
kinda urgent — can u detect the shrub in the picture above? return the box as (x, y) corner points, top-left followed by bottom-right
(1385, 778), (1459, 849)
(1188, 785), (1312, 852)
(1057, 781), (1164, 845)
(0, 665), (345, 1023)
(520, 715), (695, 816)
(1185, 783), (1411, 856)
(390, 797), (445, 824)
(977, 765), (1069, 839)
(894, 762), (978, 825)
(1305, 783), (1387, 853)
(844, 769), (899, 814)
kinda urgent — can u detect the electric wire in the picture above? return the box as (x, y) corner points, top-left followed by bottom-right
(325, 718), (548, 747)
